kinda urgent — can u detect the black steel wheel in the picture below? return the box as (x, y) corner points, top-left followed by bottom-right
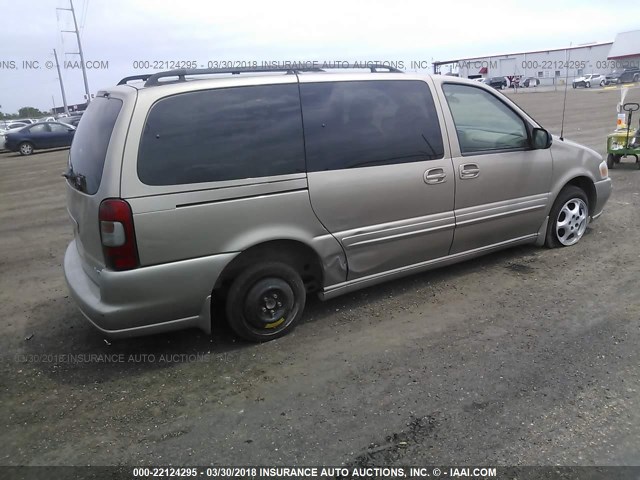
(225, 262), (306, 342)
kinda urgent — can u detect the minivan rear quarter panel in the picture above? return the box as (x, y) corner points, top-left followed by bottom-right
(120, 75), (345, 283)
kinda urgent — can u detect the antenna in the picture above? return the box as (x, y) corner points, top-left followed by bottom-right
(559, 42), (572, 141)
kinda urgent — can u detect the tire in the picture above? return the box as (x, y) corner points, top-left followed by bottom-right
(19, 142), (34, 156)
(225, 261), (306, 342)
(607, 153), (615, 169)
(545, 186), (589, 248)
(600, 80), (605, 87)
(572, 84), (576, 89)
(586, 82), (591, 88)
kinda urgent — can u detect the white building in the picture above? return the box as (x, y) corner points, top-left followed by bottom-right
(432, 29), (640, 85)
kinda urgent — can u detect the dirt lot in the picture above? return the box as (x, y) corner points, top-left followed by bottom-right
(1, 85), (640, 467)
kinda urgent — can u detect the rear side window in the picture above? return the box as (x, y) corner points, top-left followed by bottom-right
(69, 97), (123, 195)
(300, 80), (444, 171)
(29, 124), (49, 133)
(137, 84), (305, 186)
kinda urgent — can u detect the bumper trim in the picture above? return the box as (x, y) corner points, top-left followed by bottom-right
(64, 240), (237, 339)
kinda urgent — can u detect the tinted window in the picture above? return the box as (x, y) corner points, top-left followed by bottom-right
(300, 80), (444, 172)
(49, 123), (69, 132)
(29, 124), (49, 133)
(443, 83), (528, 154)
(69, 96), (122, 195)
(138, 84), (305, 186)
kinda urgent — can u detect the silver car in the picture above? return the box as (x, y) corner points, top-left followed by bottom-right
(63, 65), (612, 342)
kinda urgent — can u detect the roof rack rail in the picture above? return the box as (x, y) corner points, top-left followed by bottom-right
(117, 74), (153, 85)
(142, 63), (403, 87)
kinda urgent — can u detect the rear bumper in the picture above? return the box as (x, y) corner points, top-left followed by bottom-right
(63, 240), (238, 339)
(592, 177), (612, 221)
(5, 140), (19, 151)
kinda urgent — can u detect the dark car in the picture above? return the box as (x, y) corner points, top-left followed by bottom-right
(606, 68), (640, 85)
(482, 76), (507, 89)
(5, 122), (75, 156)
(619, 68), (640, 84)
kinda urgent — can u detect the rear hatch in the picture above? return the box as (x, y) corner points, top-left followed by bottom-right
(65, 93), (129, 282)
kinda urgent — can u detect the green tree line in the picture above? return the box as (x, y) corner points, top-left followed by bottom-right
(0, 107), (49, 119)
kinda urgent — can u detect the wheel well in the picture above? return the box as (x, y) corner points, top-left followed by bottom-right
(214, 240), (324, 295)
(565, 176), (596, 215)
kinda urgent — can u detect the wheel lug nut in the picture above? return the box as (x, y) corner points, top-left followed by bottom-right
(273, 293), (278, 299)
(277, 302), (282, 307)
(262, 307), (267, 313)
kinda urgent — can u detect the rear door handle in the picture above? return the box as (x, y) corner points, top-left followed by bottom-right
(424, 167), (447, 185)
(459, 163), (480, 179)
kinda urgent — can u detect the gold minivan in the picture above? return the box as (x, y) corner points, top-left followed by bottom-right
(63, 65), (612, 342)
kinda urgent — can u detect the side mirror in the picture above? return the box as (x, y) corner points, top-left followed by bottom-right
(532, 128), (552, 149)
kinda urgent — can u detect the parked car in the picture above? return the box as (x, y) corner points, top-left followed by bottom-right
(63, 67), (611, 342)
(3, 121), (29, 130)
(605, 70), (624, 84)
(11, 118), (36, 125)
(481, 76), (507, 89)
(605, 69), (640, 85)
(572, 73), (606, 88)
(5, 122), (75, 155)
(619, 68), (640, 84)
(60, 115), (83, 127)
(522, 77), (540, 87)
(0, 123), (31, 150)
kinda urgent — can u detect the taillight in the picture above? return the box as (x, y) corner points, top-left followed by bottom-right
(99, 198), (139, 271)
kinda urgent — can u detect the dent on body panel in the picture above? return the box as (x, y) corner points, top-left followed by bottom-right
(133, 190), (347, 284)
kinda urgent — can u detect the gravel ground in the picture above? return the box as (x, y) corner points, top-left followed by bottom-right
(1, 85), (639, 467)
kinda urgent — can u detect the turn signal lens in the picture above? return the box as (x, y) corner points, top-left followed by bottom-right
(599, 161), (608, 179)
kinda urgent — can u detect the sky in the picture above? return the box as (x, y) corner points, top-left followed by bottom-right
(0, 0), (639, 114)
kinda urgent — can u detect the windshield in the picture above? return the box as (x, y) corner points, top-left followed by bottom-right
(67, 96), (122, 194)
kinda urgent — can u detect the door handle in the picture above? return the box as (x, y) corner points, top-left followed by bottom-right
(459, 163), (480, 179)
(424, 168), (447, 185)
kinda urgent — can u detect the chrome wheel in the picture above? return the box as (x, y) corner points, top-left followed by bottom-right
(555, 198), (588, 246)
(19, 142), (33, 155)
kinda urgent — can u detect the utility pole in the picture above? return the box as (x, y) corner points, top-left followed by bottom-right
(53, 49), (69, 115)
(57, 0), (91, 104)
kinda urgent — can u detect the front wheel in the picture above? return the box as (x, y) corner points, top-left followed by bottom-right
(19, 142), (34, 156)
(545, 186), (589, 248)
(225, 261), (306, 342)
(607, 153), (615, 169)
